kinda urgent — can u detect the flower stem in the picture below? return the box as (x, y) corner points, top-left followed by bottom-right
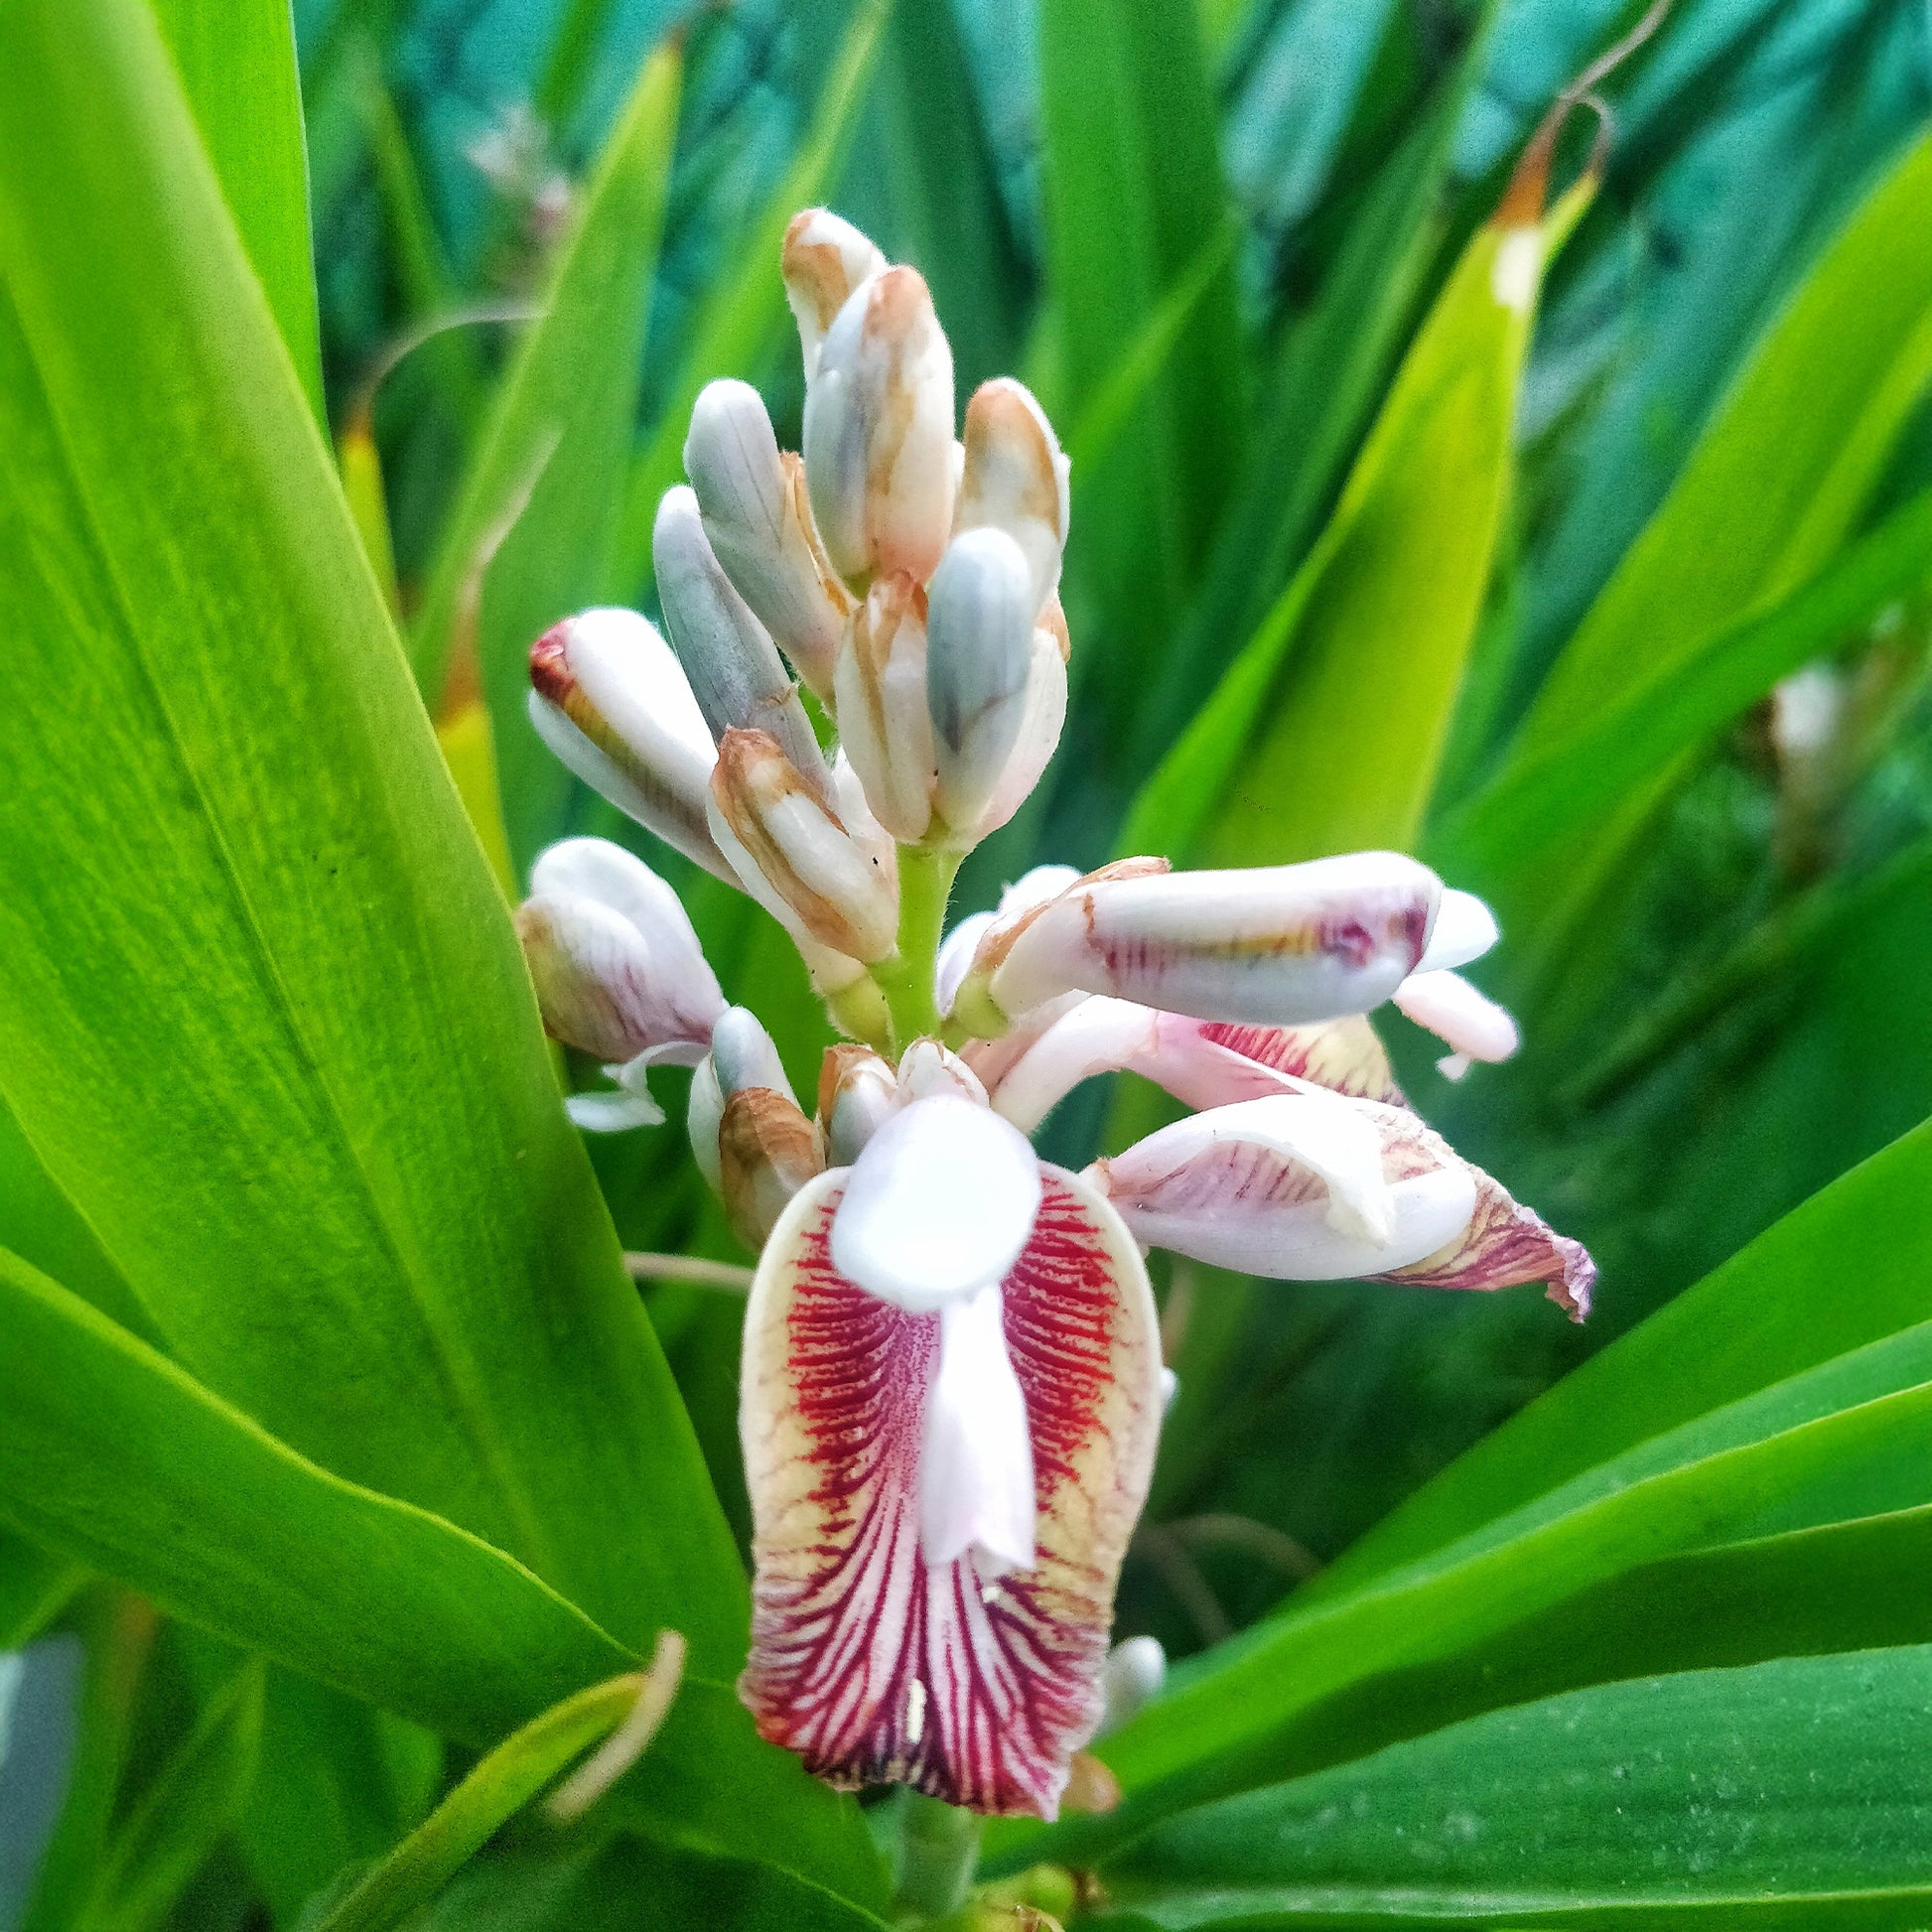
(873, 845), (961, 1052)
(892, 1791), (981, 1922)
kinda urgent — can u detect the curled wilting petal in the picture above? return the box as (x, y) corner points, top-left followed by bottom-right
(782, 207), (886, 386)
(739, 1163), (1162, 1817)
(963, 853), (1441, 1035)
(834, 572), (934, 841)
(720, 1086), (823, 1250)
(653, 485), (832, 799)
(925, 528), (1039, 838)
(804, 266), (956, 586)
(527, 609), (731, 881)
(1393, 968), (1520, 1076)
(683, 379), (852, 701)
(830, 1094), (1039, 1313)
(709, 729), (899, 962)
(955, 378), (1069, 615)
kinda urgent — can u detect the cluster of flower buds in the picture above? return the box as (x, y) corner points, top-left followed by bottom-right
(512, 207), (1593, 1823)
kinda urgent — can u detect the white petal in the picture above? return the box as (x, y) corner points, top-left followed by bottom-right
(1100, 1635), (1167, 1736)
(831, 1095), (1041, 1312)
(567, 1087), (664, 1133)
(987, 996), (1160, 1134)
(926, 528), (1036, 836)
(896, 1038), (988, 1106)
(1001, 866), (1082, 918)
(781, 207), (887, 386)
(971, 630), (1067, 841)
(704, 796), (871, 993)
(687, 1055), (725, 1193)
(1393, 968), (1520, 1063)
(955, 377), (1069, 615)
(919, 1284), (1035, 1577)
(1417, 889), (1500, 973)
(711, 1005), (795, 1106)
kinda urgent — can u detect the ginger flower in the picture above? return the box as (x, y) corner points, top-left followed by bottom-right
(513, 207), (1593, 1821)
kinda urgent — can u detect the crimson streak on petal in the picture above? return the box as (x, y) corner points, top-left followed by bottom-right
(739, 1166), (1160, 1817)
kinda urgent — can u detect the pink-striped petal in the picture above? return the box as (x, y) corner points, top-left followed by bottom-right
(1193, 1017), (1404, 1106)
(739, 1164), (1162, 1818)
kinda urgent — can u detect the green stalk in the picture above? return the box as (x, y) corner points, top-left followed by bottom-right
(892, 1791), (981, 1922)
(872, 845), (961, 1052)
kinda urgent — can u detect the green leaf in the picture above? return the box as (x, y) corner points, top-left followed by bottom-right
(1525, 129), (1932, 746)
(0, 1528), (81, 1651)
(1121, 185), (1567, 868)
(409, 37), (681, 875)
(0, 1246), (886, 1908)
(607, 0), (893, 599)
(0, 0), (744, 1669)
(1038, 0), (1244, 757)
(1434, 486), (1932, 890)
(150, 0), (324, 423)
(1102, 1647), (1932, 1925)
(1315, 1117), (1932, 1601)
(82, 1656), (265, 1932)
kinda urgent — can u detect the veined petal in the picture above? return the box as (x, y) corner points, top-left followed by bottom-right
(1092, 1091), (1474, 1278)
(1194, 1017), (1404, 1105)
(739, 1164), (1162, 1817)
(684, 380), (852, 701)
(920, 1284), (1035, 1576)
(830, 1094), (1038, 1312)
(1416, 888), (1500, 973)
(1393, 969), (1520, 1066)
(527, 610), (730, 881)
(782, 207), (887, 386)
(977, 854), (1438, 1032)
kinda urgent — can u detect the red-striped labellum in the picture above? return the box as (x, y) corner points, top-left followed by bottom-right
(739, 1164), (1161, 1817)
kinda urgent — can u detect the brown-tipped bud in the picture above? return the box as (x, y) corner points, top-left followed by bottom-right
(833, 572), (935, 842)
(525, 609), (732, 882)
(815, 1041), (897, 1168)
(719, 1086), (823, 1250)
(682, 380), (853, 701)
(782, 207), (887, 385)
(708, 729), (899, 962)
(803, 266), (957, 587)
(956, 377), (1069, 615)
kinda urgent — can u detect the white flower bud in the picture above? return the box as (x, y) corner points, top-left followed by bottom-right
(975, 853), (1442, 1032)
(803, 266), (956, 587)
(815, 1042), (898, 1167)
(925, 527), (1035, 838)
(652, 485), (832, 801)
(971, 626), (1068, 841)
(720, 1085), (823, 1250)
(527, 609), (730, 882)
(712, 1004), (796, 1108)
(833, 572), (934, 842)
(683, 379), (852, 701)
(955, 378), (1069, 615)
(708, 729), (899, 962)
(1100, 1636), (1167, 1736)
(781, 207), (886, 386)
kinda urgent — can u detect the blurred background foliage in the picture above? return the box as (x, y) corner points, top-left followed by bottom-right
(4, 0), (1932, 1922)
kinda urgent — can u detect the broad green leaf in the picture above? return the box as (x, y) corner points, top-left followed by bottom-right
(607, 0), (893, 598)
(0, 1247), (886, 1909)
(0, 0), (744, 1669)
(1434, 486), (1932, 888)
(1525, 129), (1932, 745)
(82, 1656), (265, 1932)
(986, 1313), (1932, 1867)
(151, 0), (324, 422)
(1121, 181), (1577, 868)
(0, 1530), (80, 1652)
(1102, 1647), (1932, 1925)
(1315, 1117), (1932, 1601)
(1039, 0), (1244, 759)
(410, 39), (680, 881)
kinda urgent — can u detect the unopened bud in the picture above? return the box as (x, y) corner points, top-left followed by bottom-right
(719, 1086), (823, 1250)
(833, 572), (934, 842)
(972, 627), (1069, 841)
(712, 1004), (797, 1108)
(956, 378), (1068, 614)
(527, 609), (729, 882)
(708, 729), (899, 961)
(1099, 1635), (1167, 1735)
(977, 854), (1441, 1031)
(683, 380), (852, 701)
(925, 528), (1035, 837)
(803, 266), (956, 586)
(815, 1042), (897, 1166)
(652, 486), (832, 801)
(781, 207), (886, 386)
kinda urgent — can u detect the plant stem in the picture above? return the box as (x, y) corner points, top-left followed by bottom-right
(893, 1791), (981, 1922)
(873, 845), (961, 1052)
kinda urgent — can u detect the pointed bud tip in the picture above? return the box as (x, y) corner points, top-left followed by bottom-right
(529, 619), (574, 700)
